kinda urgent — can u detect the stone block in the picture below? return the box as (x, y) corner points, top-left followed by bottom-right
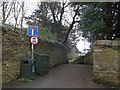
(93, 40), (119, 87)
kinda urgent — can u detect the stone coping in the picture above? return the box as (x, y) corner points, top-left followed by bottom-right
(94, 40), (120, 46)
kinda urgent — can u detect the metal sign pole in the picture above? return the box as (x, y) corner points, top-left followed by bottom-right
(31, 44), (34, 59)
(28, 26), (38, 60)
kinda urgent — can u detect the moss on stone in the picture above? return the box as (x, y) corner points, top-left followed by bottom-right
(2, 30), (68, 84)
(93, 40), (120, 89)
(93, 76), (119, 88)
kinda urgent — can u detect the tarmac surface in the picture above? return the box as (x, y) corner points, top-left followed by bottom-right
(2, 64), (111, 88)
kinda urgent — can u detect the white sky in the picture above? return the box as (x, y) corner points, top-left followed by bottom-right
(76, 37), (91, 53)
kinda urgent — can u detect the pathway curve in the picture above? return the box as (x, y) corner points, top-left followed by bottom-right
(3, 64), (110, 88)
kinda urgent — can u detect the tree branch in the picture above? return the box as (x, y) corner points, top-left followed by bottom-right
(62, 6), (80, 44)
(49, 3), (57, 23)
(5, 2), (14, 22)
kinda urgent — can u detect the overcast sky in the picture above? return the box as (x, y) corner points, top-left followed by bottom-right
(25, 1), (91, 53)
(1, 0), (91, 53)
(1, 0), (119, 53)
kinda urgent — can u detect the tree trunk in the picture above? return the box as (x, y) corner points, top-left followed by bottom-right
(20, 2), (25, 32)
(14, 18), (17, 30)
(2, 2), (6, 24)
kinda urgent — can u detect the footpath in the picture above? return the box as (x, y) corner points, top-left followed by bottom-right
(3, 64), (110, 88)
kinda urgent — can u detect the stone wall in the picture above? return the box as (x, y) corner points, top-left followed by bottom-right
(67, 47), (79, 60)
(2, 30), (30, 84)
(0, 27), (2, 85)
(2, 31), (68, 84)
(93, 40), (120, 87)
(35, 40), (68, 67)
(2, 61), (20, 83)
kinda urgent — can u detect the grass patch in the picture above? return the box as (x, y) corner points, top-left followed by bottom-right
(69, 59), (79, 64)
(18, 78), (32, 82)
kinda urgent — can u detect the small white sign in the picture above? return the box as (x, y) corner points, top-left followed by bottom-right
(94, 49), (102, 52)
(30, 36), (38, 44)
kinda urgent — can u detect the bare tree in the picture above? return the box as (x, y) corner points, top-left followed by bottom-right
(13, 1), (22, 29)
(46, 2), (86, 44)
(63, 5), (81, 44)
(20, 2), (25, 31)
(2, 1), (14, 24)
(26, 2), (87, 45)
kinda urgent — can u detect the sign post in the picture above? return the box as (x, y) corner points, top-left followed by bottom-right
(28, 26), (38, 36)
(31, 44), (34, 59)
(28, 26), (38, 59)
(30, 36), (38, 59)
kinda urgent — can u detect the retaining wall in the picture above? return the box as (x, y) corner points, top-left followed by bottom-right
(93, 40), (120, 86)
(2, 31), (68, 84)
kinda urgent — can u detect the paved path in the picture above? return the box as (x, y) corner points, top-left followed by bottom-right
(3, 64), (110, 88)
